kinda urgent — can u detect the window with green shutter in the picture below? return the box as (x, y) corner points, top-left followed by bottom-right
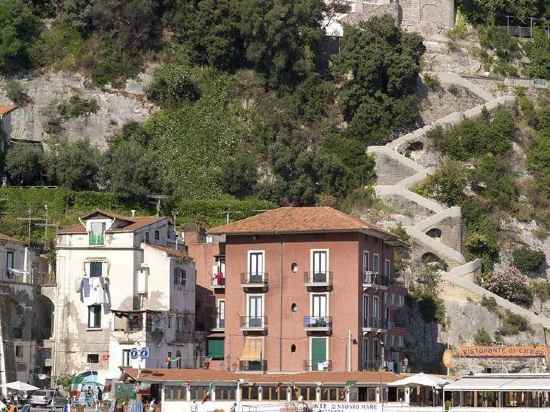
(311, 337), (327, 371)
(208, 339), (224, 360)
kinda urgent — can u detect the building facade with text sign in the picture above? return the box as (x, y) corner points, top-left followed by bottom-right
(207, 207), (409, 373)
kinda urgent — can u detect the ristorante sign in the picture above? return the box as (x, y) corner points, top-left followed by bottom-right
(457, 345), (548, 358)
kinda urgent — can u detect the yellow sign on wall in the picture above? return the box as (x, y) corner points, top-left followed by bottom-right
(457, 345), (548, 358)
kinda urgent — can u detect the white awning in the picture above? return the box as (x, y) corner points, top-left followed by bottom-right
(445, 376), (550, 392)
(389, 373), (451, 388)
(7, 381), (39, 392)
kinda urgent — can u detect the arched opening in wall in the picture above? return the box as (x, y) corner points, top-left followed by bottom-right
(404, 141), (425, 160)
(421, 252), (448, 271)
(33, 295), (55, 340)
(426, 228), (442, 240)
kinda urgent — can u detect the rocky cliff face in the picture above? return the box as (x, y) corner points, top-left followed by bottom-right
(0, 71), (156, 149)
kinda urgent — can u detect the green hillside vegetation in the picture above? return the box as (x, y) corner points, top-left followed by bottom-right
(0, 1), (427, 244)
(417, 94), (550, 277)
(453, 0), (550, 79)
(0, 187), (275, 244)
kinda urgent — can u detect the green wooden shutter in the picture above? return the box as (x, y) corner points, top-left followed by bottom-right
(208, 339), (224, 360)
(311, 337), (327, 370)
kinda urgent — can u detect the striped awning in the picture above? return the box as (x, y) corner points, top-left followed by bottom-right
(240, 338), (263, 361)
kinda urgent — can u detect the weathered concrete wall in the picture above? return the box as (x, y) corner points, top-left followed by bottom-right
(374, 153), (418, 185)
(0, 72), (155, 149)
(400, 0), (455, 36)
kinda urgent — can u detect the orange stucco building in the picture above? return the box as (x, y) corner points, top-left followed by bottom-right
(186, 207), (409, 374)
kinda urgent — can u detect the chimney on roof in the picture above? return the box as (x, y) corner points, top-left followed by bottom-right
(131, 210), (136, 217)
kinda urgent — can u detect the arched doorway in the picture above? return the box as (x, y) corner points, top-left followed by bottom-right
(426, 228), (442, 240)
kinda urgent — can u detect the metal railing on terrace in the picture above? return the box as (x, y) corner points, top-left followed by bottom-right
(303, 271), (332, 287)
(240, 272), (268, 286)
(363, 271), (390, 287)
(303, 359), (332, 371)
(303, 316), (332, 330)
(240, 316), (267, 330)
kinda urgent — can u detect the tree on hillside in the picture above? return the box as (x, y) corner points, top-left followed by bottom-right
(528, 127), (550, 196)
(333, 15), (425, 144)
(146, 64), (201, 108)
(169, 0), (244, 71)
(0, 0), (42, 74)
(5, 144), (46, 186)
(101, 122), (163, 201)
(45, 137), (101, 190)
(239, 0), (325, 87)
(526, 28), (550, 80)
(458, 0), (544, 24)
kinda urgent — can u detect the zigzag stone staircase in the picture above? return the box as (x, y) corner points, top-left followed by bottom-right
(367, 72), (550, 328)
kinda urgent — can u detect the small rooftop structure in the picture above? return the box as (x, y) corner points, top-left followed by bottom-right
(57, 209), (167, 234)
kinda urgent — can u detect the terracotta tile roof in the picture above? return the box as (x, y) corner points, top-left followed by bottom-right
(0, 105), (17, 117)
(57, 223), (87, 235)
(146, 243), (189, 260)
(208, 207), (396, 240)
(0, 233), (23, 243)
(57, 209), (166, 234)
(122, 368), (400, 385)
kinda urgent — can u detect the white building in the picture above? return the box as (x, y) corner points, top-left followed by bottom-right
(45, 210), (198, 385)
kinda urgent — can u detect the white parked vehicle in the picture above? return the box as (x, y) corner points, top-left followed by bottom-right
(30, 389), (66, 407)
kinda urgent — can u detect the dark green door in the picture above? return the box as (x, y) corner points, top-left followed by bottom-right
(311, 337), (327, 371)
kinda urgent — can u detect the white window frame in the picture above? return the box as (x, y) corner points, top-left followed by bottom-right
(6, 251), (14, 270)
(308, 336), (329, 370)
(122, 349), (131, 367)
(88, 305), (102, 329)
(247, 250), (265, 279)
(310, 249), (329, 275)
(373, 296), (380, 320)
(362, 337), (369, 366)
(362, 250), (370, 272)
(373, 254), (380, 274)
(309, 292), (329, 318)
(217, 299), (225, 329)
(362, 294), (369, 325)
(384, 259), (391, 277)
(246, 294), (264, 319)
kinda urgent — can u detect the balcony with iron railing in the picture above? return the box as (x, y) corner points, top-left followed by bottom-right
(362, 359), (384, 371)
(240, 316), (267, 333)
(304, 359), (332, 371)
(240, 272), (268, 289)
(239, 360), (267, 372)
(304, 316), (332, 333)
(304, 271), (332, 289)
(362, 317), (389, 331)
(3, 269), (36, 285)
(211, 272), (226, 290)
(362, 271), (390, 289)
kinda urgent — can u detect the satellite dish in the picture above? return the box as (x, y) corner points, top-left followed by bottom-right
(38, 374), (48, 380)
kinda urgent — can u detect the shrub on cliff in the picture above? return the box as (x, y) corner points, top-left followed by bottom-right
(487, 267), (533, 307)
(512, 246), (546, 275)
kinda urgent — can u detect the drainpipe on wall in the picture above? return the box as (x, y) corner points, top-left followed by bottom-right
(279, 236), (283, 372)
(0, 302), (7, 397)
